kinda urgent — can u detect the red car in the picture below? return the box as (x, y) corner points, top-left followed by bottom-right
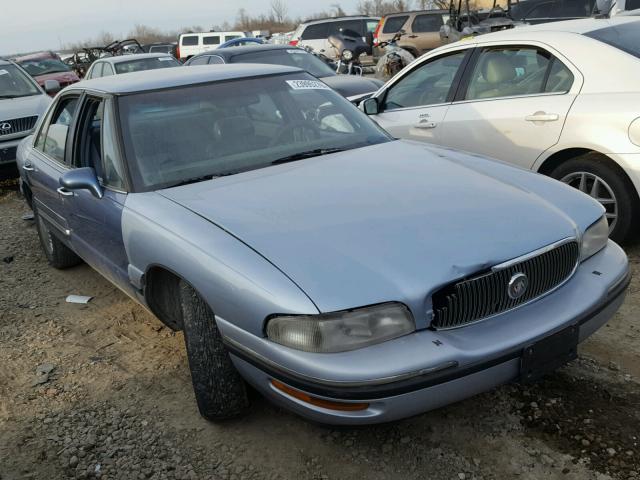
(13, 51), (79, 95)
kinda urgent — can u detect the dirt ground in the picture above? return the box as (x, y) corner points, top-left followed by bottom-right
(0, 185), (638, 480)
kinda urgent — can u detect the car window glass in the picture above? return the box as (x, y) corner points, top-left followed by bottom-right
(102, 63), (115, 76)
(465, 47), (551, 101)
(384, 51), (467, 110)
(366, 20), (379, 33)
(40, 97), (79, 163)
(189, 56), (210, 65)
(411, 14), (444, 33)
(544, 58), (574, 93)
(330, 20), (364, 37)
(382, 16), (408, 33)
(301, 23), (329, 40)
(233, 49), (335, 78)
(102, 100), (125, 189)
(203, 36), (220, 45)
(585, 22), (640, 59)
(92, 62), (104, 79)
(0, 63), (41, 98)
(181, 35), (199, 46)
(208, 56), (225, 65)
(78, 100), (104, 181)
(114, 57), (180, 74)
(224, 35), (241, 42)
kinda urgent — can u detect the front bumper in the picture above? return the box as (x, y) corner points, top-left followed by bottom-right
(0, 137), (26, 179)
(220, 241), (629, 425)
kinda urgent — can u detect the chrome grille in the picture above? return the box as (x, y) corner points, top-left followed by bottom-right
(431, 240), (580, 329)
(0, 115), (38, 137)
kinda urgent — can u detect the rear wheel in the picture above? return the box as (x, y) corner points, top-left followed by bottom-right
(549, 153), (639, 244)
(179, 281), (249, 421)
(34, 205), (81, 269)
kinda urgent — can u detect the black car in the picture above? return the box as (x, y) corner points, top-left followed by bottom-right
(184, 44), (383, 101)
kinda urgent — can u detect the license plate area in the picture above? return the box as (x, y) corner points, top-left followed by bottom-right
(520, 325), (579, 383)
(0, 146), (17, 163)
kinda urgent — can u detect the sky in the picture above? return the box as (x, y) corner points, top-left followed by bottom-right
(0, 0), (362, 55)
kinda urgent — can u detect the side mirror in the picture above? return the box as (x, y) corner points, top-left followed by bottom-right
(44, 79), (61, 95)
(59, 167), (103, 199)
(361, 97), (380, 115)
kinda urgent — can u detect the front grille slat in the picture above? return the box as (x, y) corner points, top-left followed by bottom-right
(432, 241), (579, 329)
(0, 115), (38, 137)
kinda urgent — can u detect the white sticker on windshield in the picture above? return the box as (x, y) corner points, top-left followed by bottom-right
(286, 49), (308, 54)
(286, 79), (330, 90)
(158, 57), (174, 61)
(0, 69), (8, 76)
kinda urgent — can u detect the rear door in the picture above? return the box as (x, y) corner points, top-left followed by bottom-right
(202, 34), (221, 53)
(25, 93), (81, 241)
(409, 13), (445, 53)
(369, 48), (472, 144)
(299, 23), (329, 55)
(440, 44), (581, 169)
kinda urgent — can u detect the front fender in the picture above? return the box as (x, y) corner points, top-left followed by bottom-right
(122, 192), (319, 336)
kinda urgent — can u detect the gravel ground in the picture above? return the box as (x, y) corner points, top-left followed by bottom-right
(0, 185), (638, 480)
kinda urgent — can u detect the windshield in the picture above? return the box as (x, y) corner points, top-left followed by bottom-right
(17, 57), (70, 77)
(114, 57), (181, 74)
(0, 64), (41, 98)
(231, 49), (336, 78)
(117, 72), (391, 191)
(584, 22), (640, 59)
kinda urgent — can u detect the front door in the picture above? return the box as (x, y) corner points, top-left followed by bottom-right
(370, 48), (471, 144)
(441, 46), (579, 169)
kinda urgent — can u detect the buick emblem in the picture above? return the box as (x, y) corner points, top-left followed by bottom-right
(507, 272), (529, 300)
(0, 122), (11, 131)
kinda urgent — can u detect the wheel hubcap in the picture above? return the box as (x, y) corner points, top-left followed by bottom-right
(560, 171), (617, 233)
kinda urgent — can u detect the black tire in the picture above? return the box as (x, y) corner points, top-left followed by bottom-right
(34, 205), (81, 269)
(549, 153), (640, 244)
(179, 281), (249, 420)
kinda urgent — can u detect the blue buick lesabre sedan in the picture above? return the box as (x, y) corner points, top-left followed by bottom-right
(17, 64), (630, 425)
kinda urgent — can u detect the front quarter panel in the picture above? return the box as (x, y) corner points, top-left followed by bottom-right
(122, 192), (319, 336)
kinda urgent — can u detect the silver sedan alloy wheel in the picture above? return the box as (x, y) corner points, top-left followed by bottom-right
(561, 171), (618, 233)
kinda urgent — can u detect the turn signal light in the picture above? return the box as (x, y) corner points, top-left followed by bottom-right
(289, 40), (299, 46)
(270, 380), (369, 412)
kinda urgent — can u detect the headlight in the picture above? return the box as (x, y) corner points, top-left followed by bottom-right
(266, 303), (415, 353)
(581, 215), (609, 261)
(342, 49), (354, 61)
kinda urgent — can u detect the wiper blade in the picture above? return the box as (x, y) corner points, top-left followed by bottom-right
(271, 148), (345, 165)
(168, 172), (236, 188)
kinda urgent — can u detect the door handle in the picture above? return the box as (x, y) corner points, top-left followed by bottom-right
(22, 164), (35, 172)
(414, 121), (437, 129)
(57, 187), (74, 197)
(408, 35), (418, 38)
(525, 112), (559, 122)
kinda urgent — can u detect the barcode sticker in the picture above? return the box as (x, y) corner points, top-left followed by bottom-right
(286, 79), (330, 90)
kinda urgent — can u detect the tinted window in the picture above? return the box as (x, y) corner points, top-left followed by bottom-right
(585, 22), (640, 59)
(0, 63), (41, 98)
(544, 58), (574, 93)
(40, 97), (79, 163)
(465, 47), (551, 100)
(301, 23), (329, 39)
(181, 35), (199, 46)
(383, 16), (409, 33)
(117, 73), (390, 191)
(366, 20), (379, 33)
(224, 35), (241, 41)
(232, 49), (335, 77)
(330, 20), (364, 37)
(203, 36), (220, 45)
(114, 57), (180, 74)
(189, 56), (211, 65)
(17, 57), (70, 76)
(208, 56), (225, 65)
(384, 51), (467, 109)
(149, 45), (172, 54)
(411, 14), (444, 33)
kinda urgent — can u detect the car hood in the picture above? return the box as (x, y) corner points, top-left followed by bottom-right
(0, 93), (50, 122)
(321, 75), (383, 98)
(159, 141), (603, 316)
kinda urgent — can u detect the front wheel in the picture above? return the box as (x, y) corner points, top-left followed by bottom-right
(179, 281), (249, 421)
(549, 153), (639, 244)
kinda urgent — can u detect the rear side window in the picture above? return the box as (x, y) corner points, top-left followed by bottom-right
(103, 63), (115, 76)
(584, 23), (640, 59)
(329, 20), (364, 37)
(189, 56), (210, 65)
(90, 62), (104, 79)
(224, 35), (241, 42)
(181, 35), (199, 46)
(544, 58), (574, 93)
(411, 14), (444, 33)
(301, 23), (329, 40)
(203, 36), (220, 45)
(383, 16), (409, 33)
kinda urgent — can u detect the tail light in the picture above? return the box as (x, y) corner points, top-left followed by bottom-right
(176, 45), (181, 60)
(373, 18), (383, 46)
(289, 39), (299, 46)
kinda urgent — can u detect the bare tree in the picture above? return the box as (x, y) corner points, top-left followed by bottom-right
(331, 3), (347, 16)
(271, 0), (289, 24)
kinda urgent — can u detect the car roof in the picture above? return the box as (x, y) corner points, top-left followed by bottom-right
(301, 15), (380, 25)
(97, 53), (177, 65)
(13, 51), (57, 62)
(383, 9), (448, 16)
(74, 63), (303, 94)
(194, 44), (298, 60)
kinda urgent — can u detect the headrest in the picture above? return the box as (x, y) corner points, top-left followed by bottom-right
(481, 54), (516, 84)
(213, 115), (255, 140)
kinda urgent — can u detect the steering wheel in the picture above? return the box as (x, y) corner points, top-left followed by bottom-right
(269, 120), (321, 147)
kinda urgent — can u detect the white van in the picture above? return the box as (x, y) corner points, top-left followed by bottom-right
(177, 31), (251, 61)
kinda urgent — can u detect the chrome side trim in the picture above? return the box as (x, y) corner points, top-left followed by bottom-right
(37, 208), (71, 236)
(224, 336), (459, 388)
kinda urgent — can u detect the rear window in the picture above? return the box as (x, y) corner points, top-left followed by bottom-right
(411, 14), (444, 33)
(383, 15), (409, 33)
(584, 22), (640, 59)
(181, 35), (199, 46)
(329, 20), (365, 37)
(114, 57), (181, 74)
(203, 36), (220, 45)
(301, 23), (329, 40)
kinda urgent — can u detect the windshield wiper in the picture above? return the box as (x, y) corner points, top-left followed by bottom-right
(271, 148), (346, 165)
(167, 171), (237, 188)
(0, 94), (38, 99)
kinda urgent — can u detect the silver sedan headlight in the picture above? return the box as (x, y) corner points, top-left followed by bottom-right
(581, 215), (609, 261)
(266, 303), (415, 353)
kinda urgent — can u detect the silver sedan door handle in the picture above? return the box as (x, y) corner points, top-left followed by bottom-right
(22, 164), (35, 172)
(525, 112), (559, 122)
(57, 187), (74, 197)
(414, 121), (437, 129)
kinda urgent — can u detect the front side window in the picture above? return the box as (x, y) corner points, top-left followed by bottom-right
(117, 72), (391, 191)
(203, 36), (220, 45)
(114, 57), (180, 74)
(465, 47), (571, 101)
(0, 63), (41, 98)
(37, 97), (79, 163)
(189, 56), (211, 66)
(585, 22), (640, 59)
(411, 14), (444, 33)
(383, 16), (408, 33)
(102, 63), (115, 77)
(89, 62), (104, 79)
(181, 35), (199, 46)
(301, 23), (329, 40)
(383, 51), (467, 110)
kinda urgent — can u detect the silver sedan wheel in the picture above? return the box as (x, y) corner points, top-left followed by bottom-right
(561, 171), (617, 233)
